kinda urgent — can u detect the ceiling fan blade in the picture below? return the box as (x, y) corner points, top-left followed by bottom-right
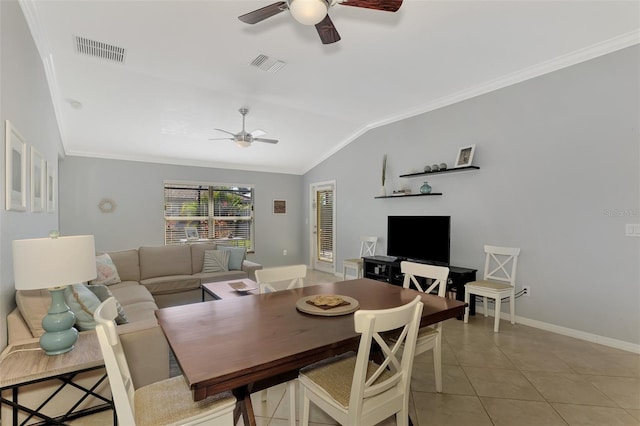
(339, 0), (403, 12)
(250, 129), (266, 138)
(315, 14), (341, 45)
(208, 137), (234, 141)
(239, 1), (288, 24)
(253, 138), (279, 144)
(213, 128), (236, 137)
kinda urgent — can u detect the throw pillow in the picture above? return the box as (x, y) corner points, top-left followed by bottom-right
(64, 283), (102, 331)
(202, 250), (230, 273)
(218, 246), (246, 271)
(91, 253), (121, 286)
(87, 284), (128, 325)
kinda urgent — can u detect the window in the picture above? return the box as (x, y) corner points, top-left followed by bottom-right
(164, 182), (254, 251)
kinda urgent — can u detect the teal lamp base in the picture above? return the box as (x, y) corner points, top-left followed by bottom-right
(40, 287), (78, 355)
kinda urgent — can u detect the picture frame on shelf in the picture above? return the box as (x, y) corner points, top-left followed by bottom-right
(5, 120), (27, 211)
(454, 144), (476, 168)
(46, 160), (56, 213)
(273, 199), (286, 215)
(31, 147), (46, 213)
(184, 226), (199, 240)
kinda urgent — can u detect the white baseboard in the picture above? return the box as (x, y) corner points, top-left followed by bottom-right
(476, 307), (640, 354)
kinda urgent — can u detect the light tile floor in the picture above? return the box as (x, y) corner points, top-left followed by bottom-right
(71, 270), (640, 425)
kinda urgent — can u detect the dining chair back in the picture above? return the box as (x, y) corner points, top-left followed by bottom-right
(255, 264), (307, 293)
(254, 264), (308, 424)
(298, 296), (423, 426)
(342, 236), (378, 279)
(400, 261), (449, 392)
(464, 245), (521, 332)
(94, 297), (236, 425)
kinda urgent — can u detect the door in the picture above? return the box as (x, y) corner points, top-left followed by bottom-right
(310, 181), (336, 273)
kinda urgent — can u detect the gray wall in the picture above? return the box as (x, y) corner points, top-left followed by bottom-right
(303, 46), (640, 346)
(59, 157), (304, 267)
(0, 0), (62, 349)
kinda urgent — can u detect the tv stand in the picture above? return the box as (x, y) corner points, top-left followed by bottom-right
(362, 256), (478, 317)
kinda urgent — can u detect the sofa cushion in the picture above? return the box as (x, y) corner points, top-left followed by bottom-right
(120, 301), (159, 323)
(87, 284), (128, 324)
(190, 243), (217, 273)
(109, 281), (156, 305)
(140, 275), (200, 295)
(203, 250), (230, 273)
(91, 253), (121, 285)
(218, 246), (246, 270)
(194, 270), (247, 283)
(139, 246), (192, 279)
(109, 249), (141, 282)
(15, 289), (50, 337)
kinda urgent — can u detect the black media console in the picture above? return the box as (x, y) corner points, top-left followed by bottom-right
(362, 256), (478, 317)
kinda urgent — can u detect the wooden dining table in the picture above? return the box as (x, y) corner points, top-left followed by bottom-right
(155, 278), (466, 426)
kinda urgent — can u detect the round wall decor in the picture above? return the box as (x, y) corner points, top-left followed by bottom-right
(98, 198), (117, 213)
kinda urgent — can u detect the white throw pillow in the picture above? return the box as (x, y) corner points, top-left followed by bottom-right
(91, 253), (121, 285)
(202, 250), (230, 273)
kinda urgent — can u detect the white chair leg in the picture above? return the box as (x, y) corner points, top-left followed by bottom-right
(510, 291), (516, 325)
(288, 380), (296, 426)
(463, 289), (470, 323)
(300, 386), (310, 426)
(494, 297), (501, 333)
(261, 389), (268, 402)
(483, 297), (488, 317)
(433, 337), (442, 393)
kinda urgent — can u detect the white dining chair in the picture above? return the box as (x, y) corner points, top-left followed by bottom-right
(298, 296), (423, 426)
(464, 245), (521, 332)
(93, 297), (236, 425)
(400, 261), (449, 392)
(342, 236), (378, 280)
(254, 264), (308, 425)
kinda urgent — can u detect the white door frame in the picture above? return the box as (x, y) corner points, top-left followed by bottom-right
(309, 180), (336, 274)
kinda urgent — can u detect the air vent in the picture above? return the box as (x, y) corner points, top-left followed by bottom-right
(250, 54), (286, 73)
(74, 36), (126, 63)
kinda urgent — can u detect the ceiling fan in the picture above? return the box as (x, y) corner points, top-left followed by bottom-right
(238, 0), (403, 45)
(209, 108), (279, 148)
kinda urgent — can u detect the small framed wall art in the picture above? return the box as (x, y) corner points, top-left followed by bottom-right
(454, 144), (476, 168)
(273, 199), (286, 215)
(46, 160), (56, 213)
(5, 120), (27, 211)
(31, 147), (46, 212)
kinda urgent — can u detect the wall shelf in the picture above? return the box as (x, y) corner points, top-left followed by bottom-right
(399, 165), (480, 178)
(374, 193), (443, 199)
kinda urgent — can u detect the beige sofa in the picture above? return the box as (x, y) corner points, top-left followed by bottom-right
(2, 243), (261, 424)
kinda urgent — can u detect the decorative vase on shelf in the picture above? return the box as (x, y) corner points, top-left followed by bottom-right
(419, 181), (432, 194)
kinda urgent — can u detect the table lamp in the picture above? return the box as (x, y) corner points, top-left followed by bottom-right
(12, 232), (96, 355)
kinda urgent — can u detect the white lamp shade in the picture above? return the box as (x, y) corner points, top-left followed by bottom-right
(289, 0), (328, 25)
(13, 235), (97, 290)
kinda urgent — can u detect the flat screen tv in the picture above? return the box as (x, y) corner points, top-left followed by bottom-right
(387, 216), (450, 266)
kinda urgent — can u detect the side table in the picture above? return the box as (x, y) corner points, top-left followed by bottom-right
(0, 332), (114, 425)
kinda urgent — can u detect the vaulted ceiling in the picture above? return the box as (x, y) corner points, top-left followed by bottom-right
(21, 0), (639, 174)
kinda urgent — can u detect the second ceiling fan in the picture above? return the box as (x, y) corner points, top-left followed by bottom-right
(238, 0), (403, 45)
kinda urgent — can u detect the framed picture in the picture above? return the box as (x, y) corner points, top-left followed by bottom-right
(30, 147), (46, 212)
(454, 144), (476, 168)
(5, 120), (27, 211)
(184, 226), (199, 240)
(273, 199), (286, 215)
(46, 160), (56, 213)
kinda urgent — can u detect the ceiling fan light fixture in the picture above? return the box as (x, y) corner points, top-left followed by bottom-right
(235, 139), (252, 148)
(289, 0), (328, 25)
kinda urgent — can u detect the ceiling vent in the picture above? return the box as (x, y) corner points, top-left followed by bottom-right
(74, 36), (126, 63)
(250, 54), (286, 73)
